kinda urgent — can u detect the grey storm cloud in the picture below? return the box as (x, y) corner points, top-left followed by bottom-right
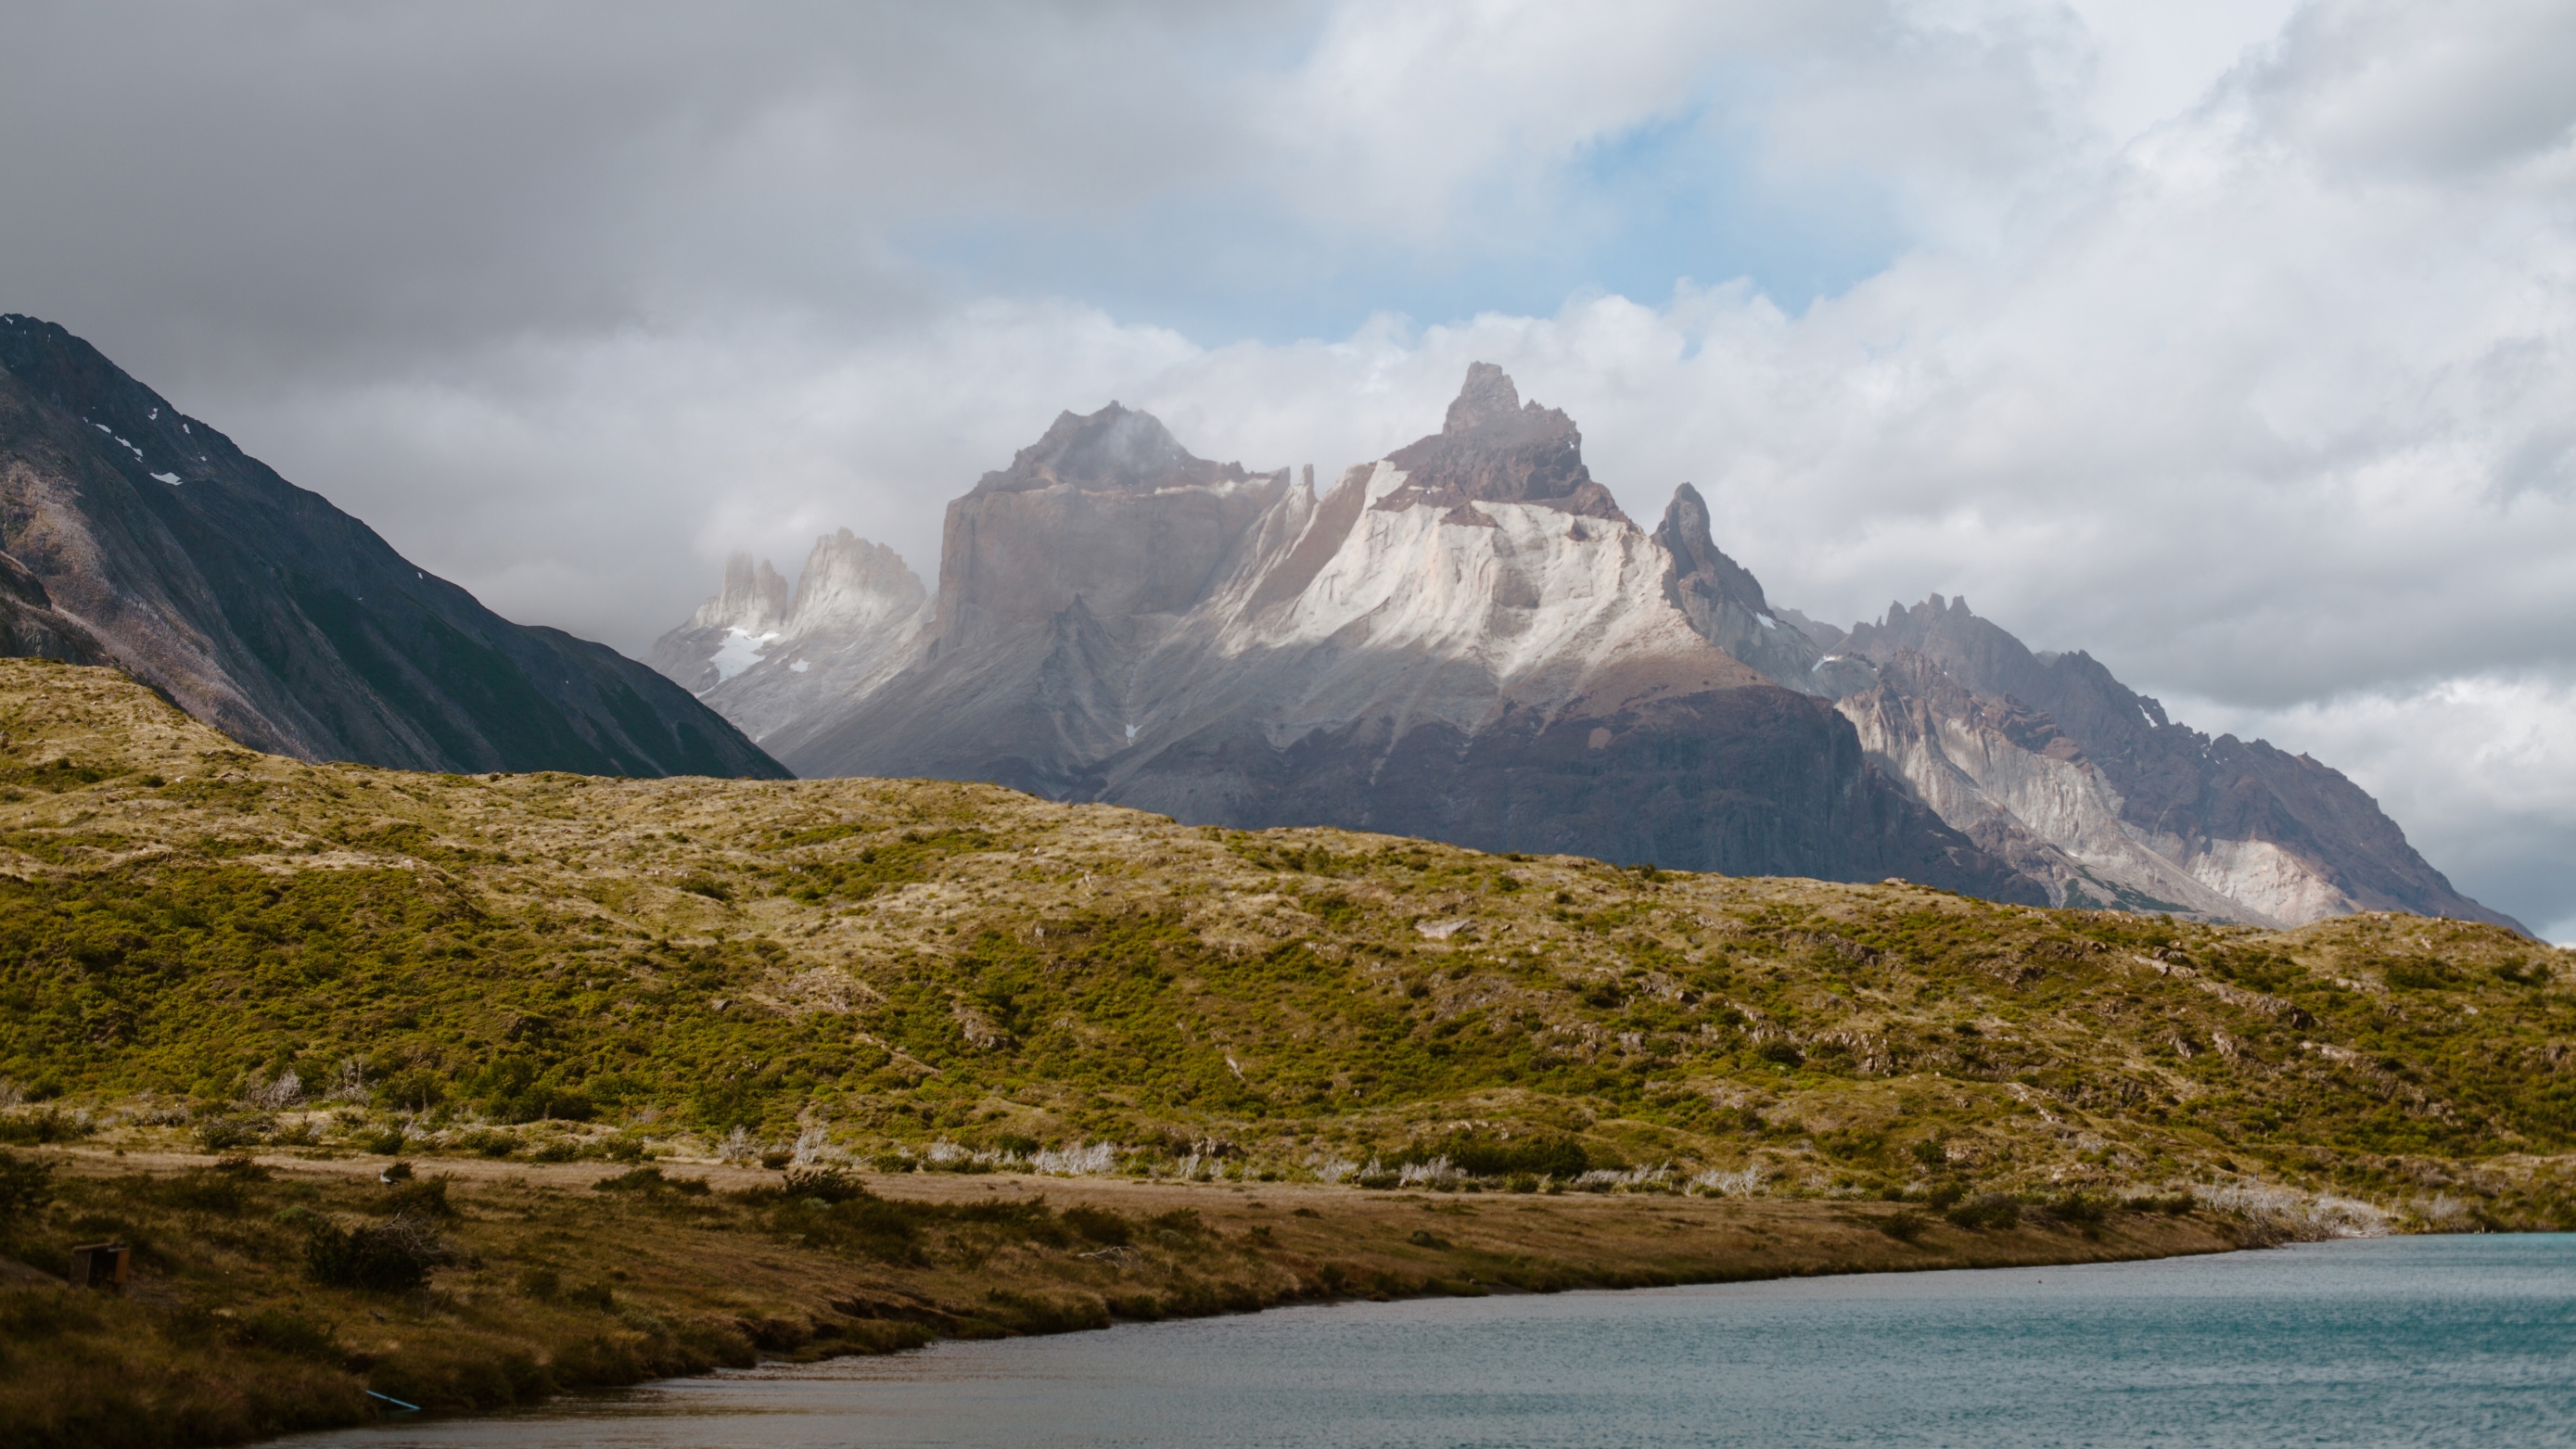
(0, 2), (1273, 371)
(2, 0), (2572, 936)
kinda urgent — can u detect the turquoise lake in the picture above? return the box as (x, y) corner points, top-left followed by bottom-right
(283, 1235), (2576, 1448)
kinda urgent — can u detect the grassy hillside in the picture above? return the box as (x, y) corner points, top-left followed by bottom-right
(3, 656), (2573, 1444)
(1, 657), (2569, 1222)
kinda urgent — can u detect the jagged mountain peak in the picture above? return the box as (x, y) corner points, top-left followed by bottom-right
(1379, 362), (1626, 524)
(1656, 483), (1774, 616)
(1, 313), (246, 493)
(690, 553), (792, 634)
(1835, 594), (2518, 931)
(787, 528), (924, 625)
(650, 529), (930, 705)
(1443, 360), (1524, 433)
(971, 401), (1256, 498)
(650, 366), (2515, 936)
(1651, 481), (1823, 692)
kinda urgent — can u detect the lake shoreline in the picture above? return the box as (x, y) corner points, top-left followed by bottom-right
(270, 1234), (2576, 1449)
(6, 1147), (2254, 1449)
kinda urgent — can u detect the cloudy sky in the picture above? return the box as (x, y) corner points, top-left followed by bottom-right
(3, 0), (2571, 937)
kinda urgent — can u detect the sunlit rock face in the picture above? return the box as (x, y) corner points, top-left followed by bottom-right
(1828, 596), (2520, 931)
(0, 314), (782, 779)
(657, 364), (2513, 928)
(686, 368), (2034, 898)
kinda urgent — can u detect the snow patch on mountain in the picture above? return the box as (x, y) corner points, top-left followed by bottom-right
(707, 628), (779, 685)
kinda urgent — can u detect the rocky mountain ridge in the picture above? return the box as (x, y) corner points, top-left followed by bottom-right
(664, 368), (2045, 899)
(0, 315), (783, 779)
(1816, 596), (2512, 930)
(659, 364), (2513, 934)
(647, 530), (928, 746)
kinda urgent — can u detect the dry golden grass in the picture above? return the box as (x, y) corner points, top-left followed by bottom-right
(2, 1146), (2234, 1447)
(0, 656), (2570, 1444)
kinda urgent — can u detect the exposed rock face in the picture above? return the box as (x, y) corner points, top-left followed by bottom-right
(649, 530), (929, 746)
(0, 315), (784, 779)
(1837, 649), (2276, 922)
(1371, 362), (1626, 525)
(935, 403), (1291, 644)
(1831, 595), (2518, 930)
(1653, 482), (1825, 690)
(761, 402), (1296, 795)
(765, 370), (2040, 898)
(662, 363), (2510, 931)
(646, 553), (794, 693)
(0, 549), (104, 664)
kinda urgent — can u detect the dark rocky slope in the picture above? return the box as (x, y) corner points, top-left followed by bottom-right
(0, 314), (783, 778)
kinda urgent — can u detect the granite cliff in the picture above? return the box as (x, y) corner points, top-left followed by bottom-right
(658, 362), (2513, 931)
(670, 368), (2036, 897)
(1811, 597), (2518, 930)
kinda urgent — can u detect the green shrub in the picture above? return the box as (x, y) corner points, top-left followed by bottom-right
(779, 1166), (868, 1203)
(2381, 957), (2459, 990)
(0, 1149), (56, 1225)
(373, 1069), (448, 1114)
(1945, 1193), (2021, 1231)
(1420, 1134), (1588, 1180)
(382, 1175), (456, 1219)
(1877, 1209), (1928, 1241)
(305, 1214), (451, 1291)
(2045, 1192), (2108, 1227)
(596, 1166), (711, 1197)
(0, 1109), (92, 1146)
(194, 1114), (270, 1152)
(454, 1129), (521, 1158)
(1061, 1204), (1131, 1246)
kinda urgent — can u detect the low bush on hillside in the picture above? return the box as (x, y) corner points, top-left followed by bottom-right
(305, 1213), (452, 1292)
(1945, 1193), (2022, 1231)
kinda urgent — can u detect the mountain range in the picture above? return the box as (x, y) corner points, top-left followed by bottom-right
(657, 362), (2519, 934)
(0, 315), (781, 779)
(0, 313), (2505, 932)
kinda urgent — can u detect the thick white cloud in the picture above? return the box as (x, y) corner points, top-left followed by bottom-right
(2, 0), (2568, 931)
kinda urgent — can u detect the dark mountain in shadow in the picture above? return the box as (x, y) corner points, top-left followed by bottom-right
(0, 314), (783, 779)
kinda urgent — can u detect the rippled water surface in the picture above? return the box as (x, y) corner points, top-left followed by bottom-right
(283, 1235), (2576, 1448)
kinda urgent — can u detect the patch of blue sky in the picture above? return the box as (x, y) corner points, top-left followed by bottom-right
(1565, 97), (1906, 323)
(895, 98), (1907, 347)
